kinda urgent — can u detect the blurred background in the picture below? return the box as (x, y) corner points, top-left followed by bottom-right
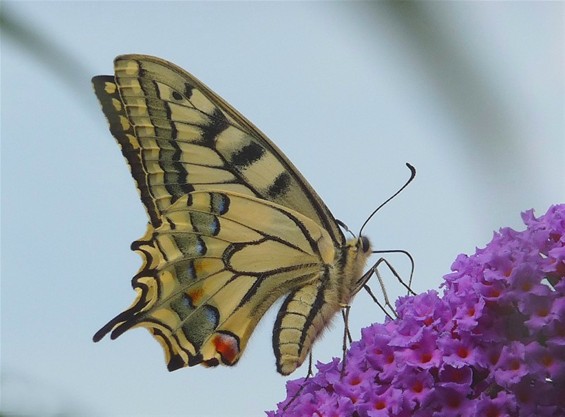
(2, 2), (563, 416)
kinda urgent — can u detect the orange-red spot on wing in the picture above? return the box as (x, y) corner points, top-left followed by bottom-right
(212, 333), (240, 365)
(188, 288), (204, 304)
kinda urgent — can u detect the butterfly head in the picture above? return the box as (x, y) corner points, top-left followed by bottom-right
(344, 235), (372, 256)
(343, 235), (372, 262)
(356, 235), (373, 275)
(358, 235), (371, 254)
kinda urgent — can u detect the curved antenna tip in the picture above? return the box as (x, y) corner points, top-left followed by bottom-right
(358, 163), (416, 237)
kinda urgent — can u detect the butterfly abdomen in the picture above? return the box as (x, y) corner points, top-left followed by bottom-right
(273, 238), (371, 375)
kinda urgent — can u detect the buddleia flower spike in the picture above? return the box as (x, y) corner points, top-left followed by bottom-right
(269, 204), (565, 417)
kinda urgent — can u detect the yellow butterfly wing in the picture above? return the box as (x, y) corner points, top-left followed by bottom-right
(94, 191), (337, 373)
(92, 55), (372, 375)
(91, 55), (343, 244)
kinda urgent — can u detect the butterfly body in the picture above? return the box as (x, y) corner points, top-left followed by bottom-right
(93, 55), (372, 375)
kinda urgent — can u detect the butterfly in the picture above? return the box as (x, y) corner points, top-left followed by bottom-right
(92, 55), (377, 376)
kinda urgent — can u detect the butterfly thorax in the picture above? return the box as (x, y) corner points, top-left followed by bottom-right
(338, 236), (372, 303)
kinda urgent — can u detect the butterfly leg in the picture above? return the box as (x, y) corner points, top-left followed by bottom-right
(341, 306), (353, 345)
(363, 283), (395, 320)
(373, 256), (416, 297)
(363, 255), (416, 319)
(340, 304), (352, 378)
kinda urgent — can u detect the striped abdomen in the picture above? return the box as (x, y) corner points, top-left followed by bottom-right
(273, 237), (371, 375)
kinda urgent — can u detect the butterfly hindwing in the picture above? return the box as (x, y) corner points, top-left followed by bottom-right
(94, 190), (336, 371)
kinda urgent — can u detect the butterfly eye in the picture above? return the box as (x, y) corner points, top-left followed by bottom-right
(359, 236), (371, 253)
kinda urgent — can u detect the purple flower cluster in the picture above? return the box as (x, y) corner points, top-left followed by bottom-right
(268, 205), (565, 417)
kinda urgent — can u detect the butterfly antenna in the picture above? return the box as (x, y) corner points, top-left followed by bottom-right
(358, 163), (416, 238)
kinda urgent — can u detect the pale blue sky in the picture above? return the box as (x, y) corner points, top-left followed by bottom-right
(2, 2), (563, 417)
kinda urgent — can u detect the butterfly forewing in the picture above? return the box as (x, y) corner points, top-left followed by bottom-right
(92, 55), (344, 243)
